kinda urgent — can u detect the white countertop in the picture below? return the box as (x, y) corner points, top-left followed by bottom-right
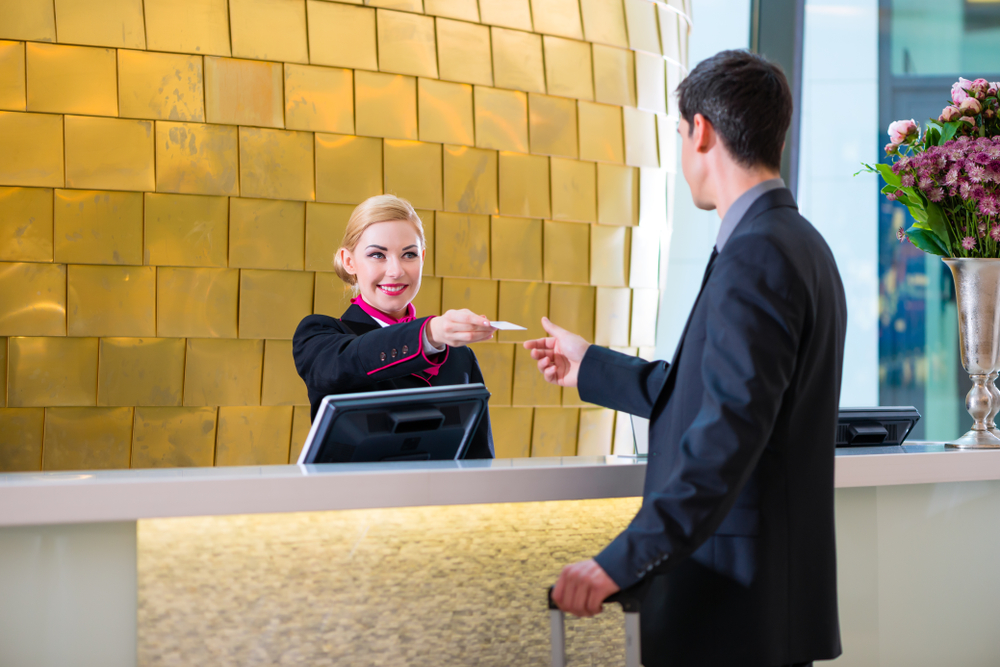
(2, 443), (1000, 527)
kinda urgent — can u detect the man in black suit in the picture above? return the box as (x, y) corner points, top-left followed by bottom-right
(526, 50), (847, 667)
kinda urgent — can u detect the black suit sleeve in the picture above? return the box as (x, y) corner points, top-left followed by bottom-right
(293, 314), (445, 397)
(578, 347), (670, 419)
(593, 236), (805, 590)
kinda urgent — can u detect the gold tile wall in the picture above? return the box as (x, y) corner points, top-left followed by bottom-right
(0, 0), (688, 471)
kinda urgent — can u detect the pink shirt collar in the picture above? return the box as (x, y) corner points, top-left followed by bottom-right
(351, 295), (416, 326)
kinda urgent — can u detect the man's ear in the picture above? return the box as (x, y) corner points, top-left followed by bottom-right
(693, 113), (715, 153)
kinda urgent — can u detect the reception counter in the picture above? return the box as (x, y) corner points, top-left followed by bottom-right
(3, 444), (1000, 666)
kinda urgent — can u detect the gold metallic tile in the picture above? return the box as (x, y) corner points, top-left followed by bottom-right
(629, 225), (659, 289)
(549, 283), (594, 343)
(183, 338), (263, 406)
(0, 337), (4, 406)
(497, 280), (547, 343)
(658, 5), (681, 63)
(598, 163), (639, 225)
(284, 63), (354, 134)
(590, 224), (629, 286)
(229, 198), (306, 271)
(488, 406), (532, 457)
(216, 405), (293, 466)
(0, 111), (63, 187)
(528, 93), (578, 158)
(8, 336), (98, 407)
(67, 264), (156, 337)
(0, 186), (53, 262)
(0, 0), (55, 42)
(42, 407), (133, 470)
(53, 189), (143, 265)
(436, 18), (491, 87)
(355, 71), (418, 140)
(478, 0), (532, 30)
(313, 271), (355, 317)
(592, 44), (635, 107)
(53, 0), (145, 49)
(383, 139), (442, 209)
(624, 106), (660, 168)
(577, 407), (613, 454)
(204, 56), (284, 128)
(435, 212), (490, 278)
(497, 152), (549, 218)
(377, 9), (437, 78)
(410, 274), (441, 316)
(443, 145), (497, 214)
(635, 51), (667, 115)
(305, 202), (352, 272)
(316, 134), (384, 204)
(0, 408), (44, 471)
(144, 0), (232, 57)
(118, 50), (205, 122)
(424, 0), (477, 20)
(579, 0), (628, 48)
(417, 209), (435, 275)
(419, 78), (474, 146)
(512, 344), (560, 406)
(229, 0), (309, 64)
(561, 384), (587, 407)
(578, 101), (624, 164)
(98, 337), (185, 407)
(157, 267), (239, 338)
(239, 269), (315, 340)
(289, 405), (311, 463)
(306, 1), (377, 70)
(468, 342), (514, 406)
(491, 27), (545, 94)
(630, 287), (658, 347)
(543, 220), (589, 284)
(474, 87), (528, 153)
(366, 0), (421, 9)
(239, 127), (316, 201)
(530, 407), (578, 456)
(0, 40), (25, 111)
(440, 278), (497, 320)
(131, 406), (217, 468)
(550, 158), (596, 223)
(64, 116), (155, 192)
(155, 121), (240, 196)
(262, 339), (308, 406)
(0, 262), (66, 336)
(530, 0), (583, 38)
(491, 216), (541, 282)
(144, 193), (229, 268)
(543, 36), (593, 101)
(624, 0), (661, 55)
(594, 286), (631, 346)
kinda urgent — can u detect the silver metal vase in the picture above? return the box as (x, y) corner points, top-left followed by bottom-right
(943, 258), (1000, 448)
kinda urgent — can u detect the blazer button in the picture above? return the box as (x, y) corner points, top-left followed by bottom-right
(391, 348), (397, 358)
(380, 352), (386, 362)
(402, 345), (408, 355)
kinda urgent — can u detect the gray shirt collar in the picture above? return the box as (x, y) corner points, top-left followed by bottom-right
(715, 178), (786, 252)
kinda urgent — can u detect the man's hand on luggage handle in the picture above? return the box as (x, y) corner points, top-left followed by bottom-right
(552, 558), (620, 618)
(522, 317), (590, 388)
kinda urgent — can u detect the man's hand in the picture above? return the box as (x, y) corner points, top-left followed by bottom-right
(522, 317), (590, 388)
(426, 309), (495, 348)
(552, 558), (620, 618)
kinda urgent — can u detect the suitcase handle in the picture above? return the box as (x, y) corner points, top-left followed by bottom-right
(547, 585), (642, 613)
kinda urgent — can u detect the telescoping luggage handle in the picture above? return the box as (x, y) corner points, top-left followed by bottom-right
(547, 586), (642, 667)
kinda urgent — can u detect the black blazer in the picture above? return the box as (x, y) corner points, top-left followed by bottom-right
(292, 304), (494, 459)
(580, 189), (846, 667)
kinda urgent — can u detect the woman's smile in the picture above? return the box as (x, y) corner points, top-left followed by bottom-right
(377, 283), (408, 296)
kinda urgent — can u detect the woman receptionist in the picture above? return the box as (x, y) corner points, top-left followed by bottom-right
(292, 195), (497, 458)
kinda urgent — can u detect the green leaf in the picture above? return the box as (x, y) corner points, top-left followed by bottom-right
(925, 201), (950, 246)
(905, 226), (949, 256)
(940, 121), (960, 144)
(906, 202), (928, 224)
(875, 163), (901, 187)
(881, 184), (898, 195)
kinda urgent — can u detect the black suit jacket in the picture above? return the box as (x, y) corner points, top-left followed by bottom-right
(580, 189), (846, 667)
(292, 304), (494, 459)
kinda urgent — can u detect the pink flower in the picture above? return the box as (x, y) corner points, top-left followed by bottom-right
(960, 98), (983, 115)
(929, 187), (945, 202)
(896, 227), (907, 243)
(886, 190), (900, 202)
(901, 172), (916, 188)
(885, 142), (899, 156)
(963, 236), (977, 250)
(952, 78), (974, 104)
(888, 119), (918, 145)
(940, 106), (962, 122)
(960, 116), (977, 128)
(991, 227), (1000, 242)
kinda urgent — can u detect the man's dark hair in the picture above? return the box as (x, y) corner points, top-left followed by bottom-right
(677, 50), (792, 171)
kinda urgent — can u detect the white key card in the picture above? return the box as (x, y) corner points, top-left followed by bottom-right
(489, 321), (527, 331)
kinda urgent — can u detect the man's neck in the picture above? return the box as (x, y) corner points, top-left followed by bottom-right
(713, 167), (781, 221)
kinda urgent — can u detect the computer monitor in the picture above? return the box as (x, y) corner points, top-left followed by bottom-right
(297, 384), (491, 464)
(836, 406), (921, 447)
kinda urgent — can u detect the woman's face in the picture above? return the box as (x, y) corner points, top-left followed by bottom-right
(341, 220), (424, 318)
